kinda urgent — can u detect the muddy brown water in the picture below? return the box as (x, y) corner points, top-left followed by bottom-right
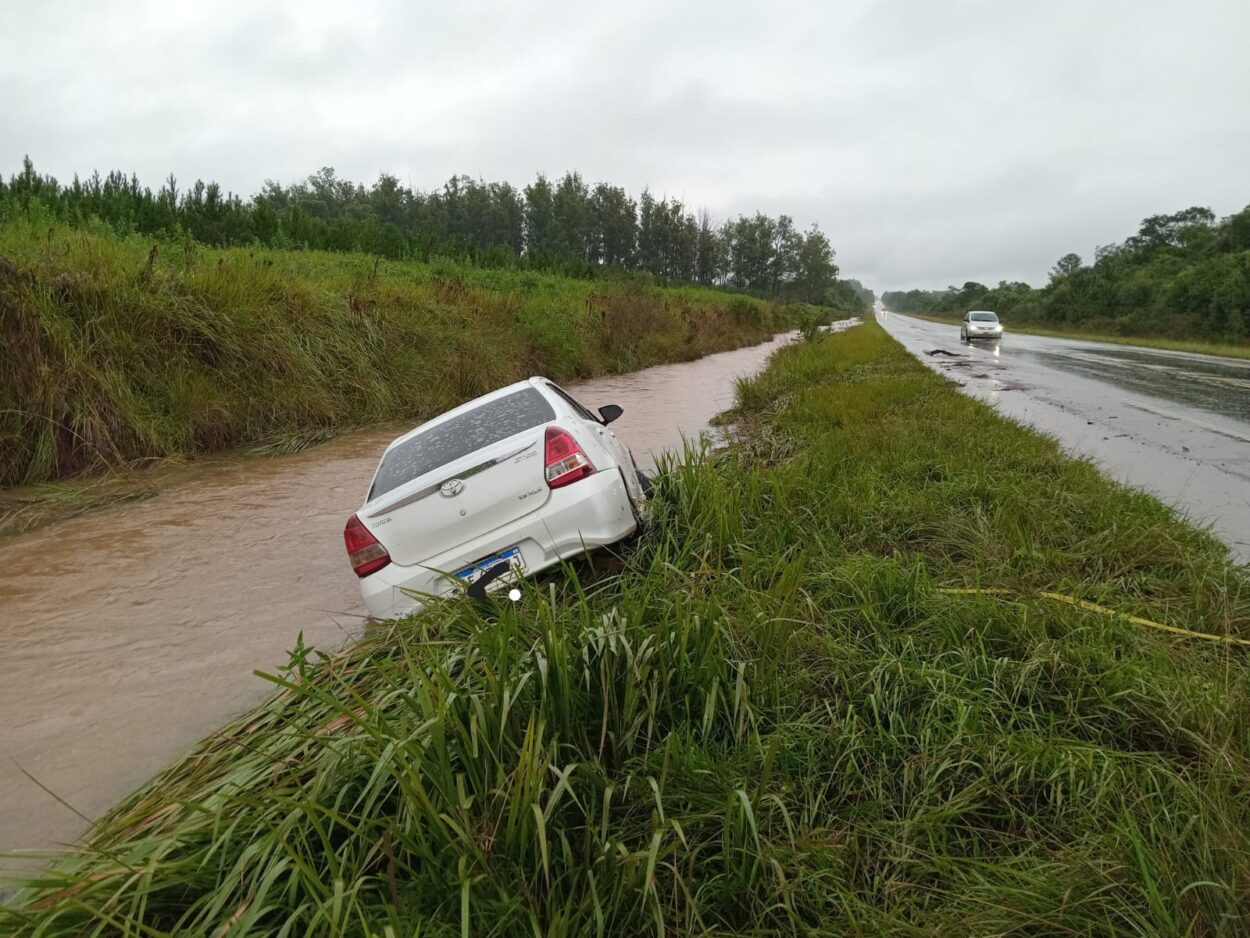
(0, 331), (801, 879)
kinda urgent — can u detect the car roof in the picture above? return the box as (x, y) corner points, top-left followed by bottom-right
(381, 377), (554, 454)
(968, 309), (998, 315)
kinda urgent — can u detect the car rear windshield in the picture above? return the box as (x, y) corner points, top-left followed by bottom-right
(369, 387), (555, 500)
(970, 312), (999, 322)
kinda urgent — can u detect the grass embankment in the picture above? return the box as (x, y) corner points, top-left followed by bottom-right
(6, 322), (1250, 935)
(0, 218), (815, 506)
(895, 309), (1250, 360)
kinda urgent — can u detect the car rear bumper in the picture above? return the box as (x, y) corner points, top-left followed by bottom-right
(359, 468), (638, 619)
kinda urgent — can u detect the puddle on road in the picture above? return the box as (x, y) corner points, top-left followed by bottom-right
(0, 330), (799, 876)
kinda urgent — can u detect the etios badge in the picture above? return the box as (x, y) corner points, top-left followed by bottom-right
(440, 479), (464, 498)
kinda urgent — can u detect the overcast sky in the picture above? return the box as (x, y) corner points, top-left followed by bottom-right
(3, 0), (1248, 290)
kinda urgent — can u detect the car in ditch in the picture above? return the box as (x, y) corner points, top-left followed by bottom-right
(961, 310), (1004, 342)
(344, 378), (649, 619)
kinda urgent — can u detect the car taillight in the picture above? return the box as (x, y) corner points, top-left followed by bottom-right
(344, 513), (391, 577)
(544, 426), (596, 488)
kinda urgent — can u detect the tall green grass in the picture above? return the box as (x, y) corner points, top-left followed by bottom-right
(0, 219), (802, 488)
(4, 322), (1249, 935)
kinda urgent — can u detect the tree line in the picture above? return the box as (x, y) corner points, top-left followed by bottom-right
(882, 204), (1250, 343)
(0, 158), (870, 309)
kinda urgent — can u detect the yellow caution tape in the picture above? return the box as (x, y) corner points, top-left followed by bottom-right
(936, 587), (1250, 648)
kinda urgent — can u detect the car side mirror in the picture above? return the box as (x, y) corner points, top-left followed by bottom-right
(598, 404), (623, 425)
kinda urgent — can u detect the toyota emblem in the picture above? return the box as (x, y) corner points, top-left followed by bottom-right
(439, 478), (464, 498)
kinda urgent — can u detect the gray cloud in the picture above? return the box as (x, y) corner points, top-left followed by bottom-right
(2, 0), (1247, 289)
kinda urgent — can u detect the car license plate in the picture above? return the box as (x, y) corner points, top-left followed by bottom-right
(455, 546), (525, 587)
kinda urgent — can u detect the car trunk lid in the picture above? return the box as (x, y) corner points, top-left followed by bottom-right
(361, 431), (550, 566)
(358, 384), (559, 568)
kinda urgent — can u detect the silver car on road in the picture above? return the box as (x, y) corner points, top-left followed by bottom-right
(961, 310), (1003, 342)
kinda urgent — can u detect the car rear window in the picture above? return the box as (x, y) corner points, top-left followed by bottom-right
(369, 387), (555, 500)
(970, 312), (999, 322)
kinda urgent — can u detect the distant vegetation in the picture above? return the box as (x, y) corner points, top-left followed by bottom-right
(884, 204), (1250, 344)
(0, 158), (872, 311)
(0, 158), (877, 489)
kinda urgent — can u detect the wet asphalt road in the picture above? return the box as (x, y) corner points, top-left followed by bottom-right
(879, 310), (1250, 564)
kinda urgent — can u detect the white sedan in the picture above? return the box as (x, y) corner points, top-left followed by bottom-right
(344, 378), (649, 619)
